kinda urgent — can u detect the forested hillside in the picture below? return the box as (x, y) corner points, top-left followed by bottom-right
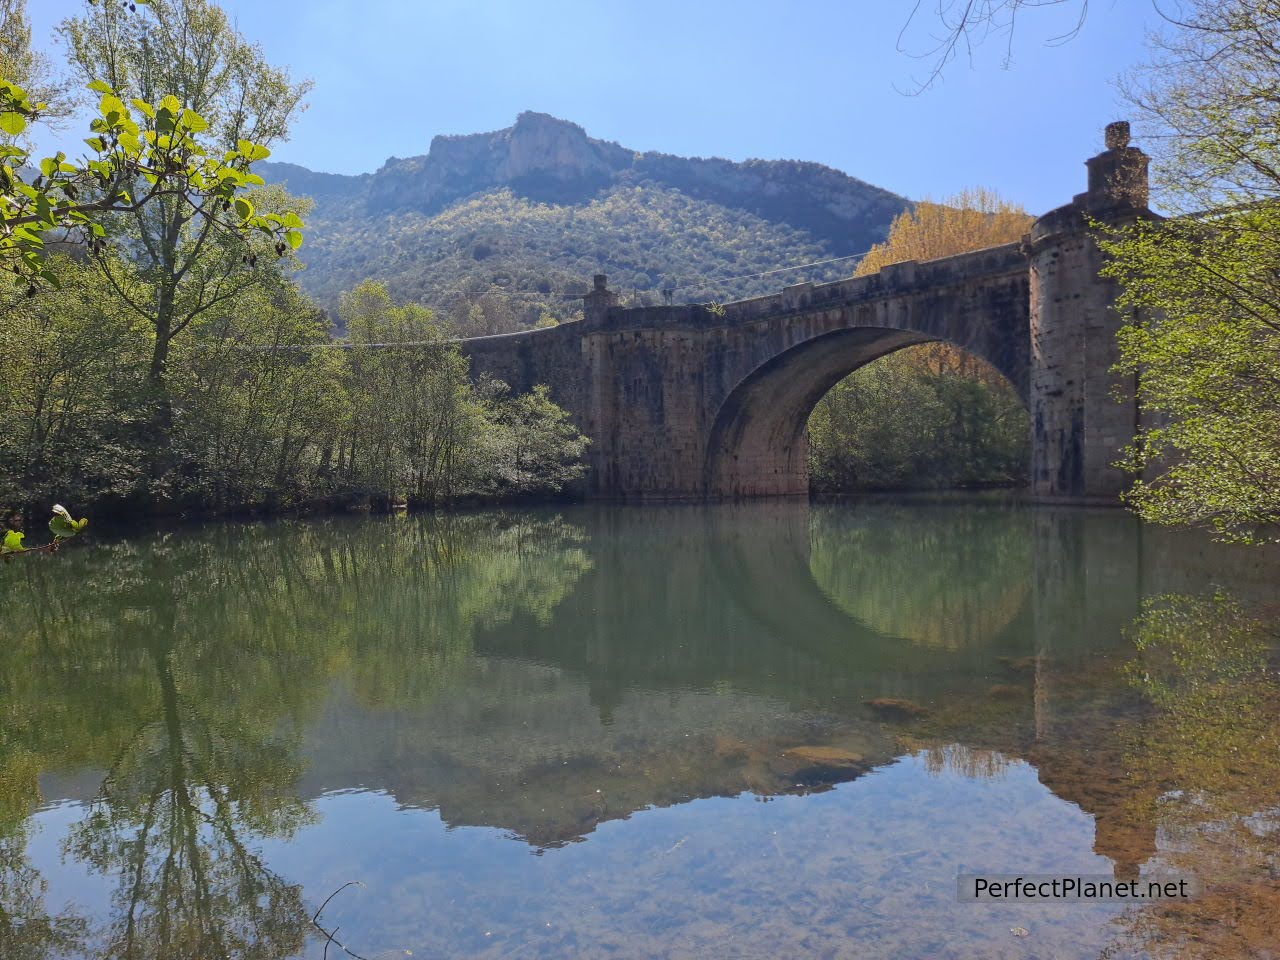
(261, 112), (908, 331)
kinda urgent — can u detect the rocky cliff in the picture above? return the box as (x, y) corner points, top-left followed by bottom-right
(260, 113), (909, 325)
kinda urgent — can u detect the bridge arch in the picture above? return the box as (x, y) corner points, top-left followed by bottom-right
(704, 326), (1026, 498)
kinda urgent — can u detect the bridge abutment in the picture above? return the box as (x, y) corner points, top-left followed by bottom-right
(1028, 122), (1148, 502)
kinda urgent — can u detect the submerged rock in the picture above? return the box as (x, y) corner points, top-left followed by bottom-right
(864, 698), (930, 721)
(783, 745), (866, 765)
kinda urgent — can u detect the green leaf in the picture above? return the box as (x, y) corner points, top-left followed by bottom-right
(0, 112), (28, 136)
(1, 530), (25, 554)
(159, 94), (182, 114)
(87, 79), (114, 95)
(235, 139), (271, 162)
(180, 109), (209, 133)
(233, 197), (254, 220)
(286, 229), (303, 250)
(98, 94), (128, 120)
(49, 504), (87, 539)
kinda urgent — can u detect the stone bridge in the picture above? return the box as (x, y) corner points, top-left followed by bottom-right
(461, 124), (1150, 501)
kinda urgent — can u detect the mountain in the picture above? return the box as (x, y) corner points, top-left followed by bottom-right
(260, 112), (908, 332)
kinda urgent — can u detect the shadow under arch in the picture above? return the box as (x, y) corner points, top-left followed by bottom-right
(704, 326), (1028, 498)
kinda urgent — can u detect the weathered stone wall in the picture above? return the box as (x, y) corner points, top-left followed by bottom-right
(1027, 139), (1147, 502)
(458, 323), (586, 412)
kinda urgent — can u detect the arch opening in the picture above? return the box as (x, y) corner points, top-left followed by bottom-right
(704, 327), (1028, 499)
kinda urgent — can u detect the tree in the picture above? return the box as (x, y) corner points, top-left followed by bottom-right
(897, 0), (1090, 92)
(55, 0), (311, 384)
(854, 187), (1032, 275)
(168, 252), (344, 511)
(482, 383), (590, 497)
(1097, 0), (1280, 539)
(0, 78), (303, 298)
(340, 280), (482, 507)
(0, 0), (66, 142)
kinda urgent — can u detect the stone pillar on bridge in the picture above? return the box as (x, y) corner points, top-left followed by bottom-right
(1027, 121), (1149, 502)
(582, 273), (618, 327)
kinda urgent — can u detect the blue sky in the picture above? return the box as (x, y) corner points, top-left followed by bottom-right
(27, 1), (1158, 212)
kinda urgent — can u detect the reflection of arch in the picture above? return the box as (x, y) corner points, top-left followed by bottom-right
(807, 504), (1032, 650)
(700, 503), (1034, 687)
(705, 327), (1027, 498)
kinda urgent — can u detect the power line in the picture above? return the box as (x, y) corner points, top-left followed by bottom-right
(452, 248), (876, 301)
(669, 248), (874, 291)
(224, 247), (881, 352)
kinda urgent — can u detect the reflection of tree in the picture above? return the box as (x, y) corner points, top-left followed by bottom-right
(1108, 593), (1280, 959)
(1, 826), (86, 959)
(808, 503), (1031, 648)
(0, 510), (591, 959)
(334, 514), (592, 707)
(62, 645), (313, 960)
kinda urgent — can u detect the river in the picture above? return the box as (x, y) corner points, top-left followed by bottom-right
(2, 500), (1277, 958)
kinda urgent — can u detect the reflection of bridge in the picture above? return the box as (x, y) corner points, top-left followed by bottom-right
(297, 504), (1156, 874)
(462, 124), (1150, 502)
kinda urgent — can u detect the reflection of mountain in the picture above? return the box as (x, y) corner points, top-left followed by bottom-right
(2, 502), (1278, 958)
(299, 669), (897, 848)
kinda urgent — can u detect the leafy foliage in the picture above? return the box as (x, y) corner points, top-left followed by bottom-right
(1096, 0), (1280, 539)
(272, 182), (866, 331)
(338, 281), (590, 506)
(0, 264), (590, 515)
(1102, 211), (1280, 540)
(52, 0), (312, 386)
(809, 347), (1028, 491)
(855, 187), (1031, 274)
(0, 76), (300, 289)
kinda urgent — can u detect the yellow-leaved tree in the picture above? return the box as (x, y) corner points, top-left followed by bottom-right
(808, 188), (1033, 492)
(855, 187), (1031, 276)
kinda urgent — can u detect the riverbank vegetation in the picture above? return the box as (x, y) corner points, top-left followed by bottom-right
(0, 258), (588, 517)
(0, 0), (588, 522)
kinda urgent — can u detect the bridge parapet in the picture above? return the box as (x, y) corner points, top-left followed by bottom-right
(572, 241), (1031, 336)
(718, 240), (1027, 323)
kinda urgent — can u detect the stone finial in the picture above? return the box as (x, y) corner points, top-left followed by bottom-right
(583, 273), (619, 326)
(1082, 120), (1148, 212)
(1104, 121), (1131, 151)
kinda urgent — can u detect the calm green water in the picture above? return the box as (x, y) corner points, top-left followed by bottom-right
(2, 502), (1278, 959)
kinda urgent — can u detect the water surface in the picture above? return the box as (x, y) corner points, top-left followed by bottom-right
(2, 502), (1277, 958)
